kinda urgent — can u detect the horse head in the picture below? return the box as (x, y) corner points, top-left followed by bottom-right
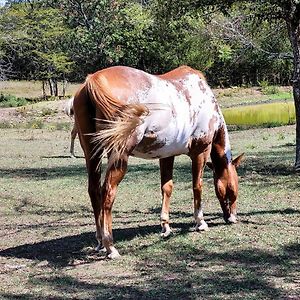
(207, 153), (244, 224)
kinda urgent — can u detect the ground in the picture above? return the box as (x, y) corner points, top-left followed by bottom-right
(0, 87), (299, 299)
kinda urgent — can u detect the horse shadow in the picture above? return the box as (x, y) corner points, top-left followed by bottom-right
(0, 212), (223, 268)
(2, 206), (298, 269)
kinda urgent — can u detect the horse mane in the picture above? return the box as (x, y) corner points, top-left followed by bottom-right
(85, 72), (149, 162)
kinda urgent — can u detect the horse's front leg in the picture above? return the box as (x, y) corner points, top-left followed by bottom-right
(191, 153), (209, 231)
(159, 156), (174, 238)
(100, 156), (128, 259)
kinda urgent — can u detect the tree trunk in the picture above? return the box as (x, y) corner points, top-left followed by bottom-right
(42, 80), (46, 99)
(48, 78), (58, 97)
(286, 19), (300, 171)
(62, 76), (67, 98)
(48, 78), (54, 96)
(53, 79), (58, 97)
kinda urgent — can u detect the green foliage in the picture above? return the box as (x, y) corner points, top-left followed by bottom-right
(258, 80), (280, 95)
(218, 44), (233, 62)
(0, 93), (28, 107)
(0, 2), (73, 82)
(0, 0), (295, 86)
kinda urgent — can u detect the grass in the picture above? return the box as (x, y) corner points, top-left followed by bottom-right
(0, 83), (299, 299)
(0, 126), (299, 299)
(223, 101), (295, 127)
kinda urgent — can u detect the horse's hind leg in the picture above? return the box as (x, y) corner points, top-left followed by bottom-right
(191, 152), (209, 231)
(100, 156), (128, 259)
(73, 89), (103, 252)
(70, 123), (77, 158)
(159, 156), (174, 238)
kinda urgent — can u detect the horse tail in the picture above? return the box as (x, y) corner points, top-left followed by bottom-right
(85, 72), (149, 161)
(64, 97), (75, 117)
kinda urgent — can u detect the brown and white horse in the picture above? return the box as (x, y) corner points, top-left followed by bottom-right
(73, 65), (244, 259)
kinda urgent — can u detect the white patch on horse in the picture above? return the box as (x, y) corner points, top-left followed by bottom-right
(131, 73), (226, 159)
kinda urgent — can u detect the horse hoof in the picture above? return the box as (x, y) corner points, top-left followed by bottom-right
(196, 221), (209, 232)
(160, 229), (172, 238)
(226, 214), (238, 224)
(107, 249), (121, 259)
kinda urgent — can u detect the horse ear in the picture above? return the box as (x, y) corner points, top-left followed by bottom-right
(206, 161), (214, 170)
(232, 153), (245, 168)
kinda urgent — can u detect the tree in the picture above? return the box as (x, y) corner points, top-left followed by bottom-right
(0, 1), (73, 96)
(196, 0), (300, 170)
(47, 0), (132, 80)
(205, 9), (292, 86)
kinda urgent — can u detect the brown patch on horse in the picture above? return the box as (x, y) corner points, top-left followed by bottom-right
(135, 131), (166, 154)
(198, 81), (207, 94)
(159, 65), (206, 81)
(188, 137), (211, 156)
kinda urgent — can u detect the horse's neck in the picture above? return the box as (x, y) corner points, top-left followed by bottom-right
(211, 121), (232, 169)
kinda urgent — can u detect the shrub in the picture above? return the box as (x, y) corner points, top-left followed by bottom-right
(258, 80), (279, 95)
(0, 93), (28, 107)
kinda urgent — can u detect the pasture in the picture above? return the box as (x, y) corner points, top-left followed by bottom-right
(0, 87), (299, 299)
(0, 120), (299, 298)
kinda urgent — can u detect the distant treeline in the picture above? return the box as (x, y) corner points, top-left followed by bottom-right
(0, 0), (293, 93)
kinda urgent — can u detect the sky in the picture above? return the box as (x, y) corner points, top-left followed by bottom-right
(0, 0), (5, 6)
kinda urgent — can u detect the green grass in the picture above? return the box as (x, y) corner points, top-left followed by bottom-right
(223, 101), (295, 127)
(0, 126), (299, 299)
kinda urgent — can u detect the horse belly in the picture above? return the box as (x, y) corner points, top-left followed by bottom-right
(132, 109), (192, 159)
(132, 129), (190, 159)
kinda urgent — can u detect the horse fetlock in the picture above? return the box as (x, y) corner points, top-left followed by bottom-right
(195, 219), (209, 231)
(160, 212), (169, 223)
(95, 242), (106, 252)
(194, 212), (204, 223)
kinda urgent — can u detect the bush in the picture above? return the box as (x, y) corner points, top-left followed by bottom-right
(258, 80), (279, 95)
(0, 93), (28, 107)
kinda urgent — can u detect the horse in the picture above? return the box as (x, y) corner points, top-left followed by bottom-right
(64, 97), (78, 158)
(73, 65), (244, 259)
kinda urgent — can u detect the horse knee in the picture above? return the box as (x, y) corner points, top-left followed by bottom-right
(193, 178), (203, 191)
(162, 180), (173, 198)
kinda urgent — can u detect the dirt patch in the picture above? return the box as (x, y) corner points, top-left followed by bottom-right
(0, 100), (72, 126)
